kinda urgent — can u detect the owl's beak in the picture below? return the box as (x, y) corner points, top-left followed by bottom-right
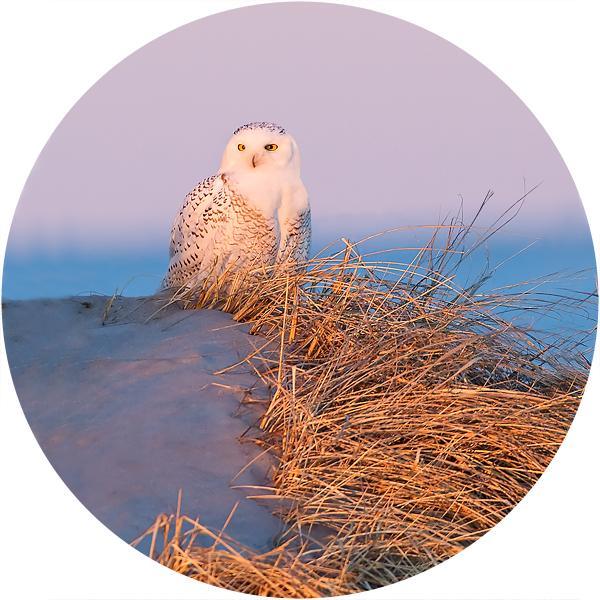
(252, 154), (258, 168)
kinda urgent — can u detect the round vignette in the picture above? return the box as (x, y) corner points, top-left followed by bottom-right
(1, 1), (600, 600)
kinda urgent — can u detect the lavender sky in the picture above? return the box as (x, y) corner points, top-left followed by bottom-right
(4, 2), (593, 263)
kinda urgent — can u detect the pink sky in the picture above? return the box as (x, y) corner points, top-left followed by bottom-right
(7, 2), (590, 254)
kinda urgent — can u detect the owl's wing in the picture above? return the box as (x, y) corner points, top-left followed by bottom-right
(280, 206), (312, 264)
(168, 174), (222, 257)
(165, 174), (231, 287)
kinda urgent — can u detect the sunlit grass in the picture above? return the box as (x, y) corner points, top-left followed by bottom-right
(134, 204), (596, 596)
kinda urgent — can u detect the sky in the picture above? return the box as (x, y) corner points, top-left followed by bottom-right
(2, 1), (595, 307)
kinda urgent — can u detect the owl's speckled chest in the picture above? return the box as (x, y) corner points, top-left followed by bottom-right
(220, 185), (279, 264)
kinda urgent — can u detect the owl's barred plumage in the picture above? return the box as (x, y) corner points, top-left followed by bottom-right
(163, 123), (310, 289)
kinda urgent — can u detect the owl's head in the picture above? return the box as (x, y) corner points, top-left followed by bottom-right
(219, 122), (301, 175)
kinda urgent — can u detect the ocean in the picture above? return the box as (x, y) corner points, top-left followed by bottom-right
(2, 235), (597, 354)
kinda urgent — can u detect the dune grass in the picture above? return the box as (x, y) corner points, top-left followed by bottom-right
(133, 211), (595, 596)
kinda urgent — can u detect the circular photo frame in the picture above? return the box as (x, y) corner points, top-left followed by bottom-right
(2, 2), (597, 597)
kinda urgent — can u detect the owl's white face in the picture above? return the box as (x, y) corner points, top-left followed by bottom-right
(219, 123), (301, 175)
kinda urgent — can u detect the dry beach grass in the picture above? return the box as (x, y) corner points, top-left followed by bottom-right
(133, 211), (595, 596)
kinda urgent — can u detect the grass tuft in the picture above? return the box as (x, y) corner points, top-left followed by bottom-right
(135, 209), (596, 596)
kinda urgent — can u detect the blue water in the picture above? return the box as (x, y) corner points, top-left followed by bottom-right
(2, 234), (597, 353)
(314, 232), (598, 349)
(2, 250), (168, 300)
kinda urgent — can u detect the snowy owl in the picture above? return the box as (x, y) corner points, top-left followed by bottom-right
(163, 122), (311, 289)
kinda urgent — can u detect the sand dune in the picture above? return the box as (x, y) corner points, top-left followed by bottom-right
(2, 295), (281, 551)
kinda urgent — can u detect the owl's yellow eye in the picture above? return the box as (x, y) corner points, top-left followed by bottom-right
(264, 143), (278, 151)
(237, 143), (245, 151)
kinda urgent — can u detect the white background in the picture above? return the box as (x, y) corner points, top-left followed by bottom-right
(1, 1), (598, 599)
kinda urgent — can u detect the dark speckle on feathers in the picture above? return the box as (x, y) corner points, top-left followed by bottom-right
(233, 121), (286, 136)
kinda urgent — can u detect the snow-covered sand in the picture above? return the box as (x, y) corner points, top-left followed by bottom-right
(3, 295), (282, 551)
